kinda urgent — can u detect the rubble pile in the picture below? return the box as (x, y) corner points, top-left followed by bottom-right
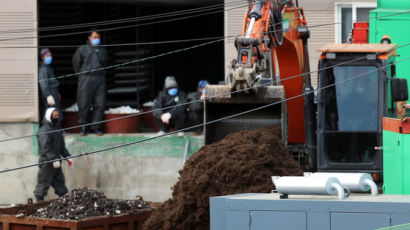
(31, 188), (149, 220)
(143, 126), (302, 230)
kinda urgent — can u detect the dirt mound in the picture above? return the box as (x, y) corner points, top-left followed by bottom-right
(31, 188), (150, 220)
(143, 126), (302, 230)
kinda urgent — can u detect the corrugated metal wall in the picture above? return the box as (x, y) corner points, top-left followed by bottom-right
(0, 0), (38, 122)
(224, 0), (248, 78)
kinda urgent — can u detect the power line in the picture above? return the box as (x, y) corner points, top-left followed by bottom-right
(1, 54), (408, 174)
(0, 0), (249, 35)
(0, 11), (401, 91)
(0, 3), (249, 42)
(0, 6), (408, 44)
(0, 10), (406, 141)
(0, 41), (405, 145)
(0, 37), (226, 90)
(0, 36), (224, 49)
(1, 24), (290, 89)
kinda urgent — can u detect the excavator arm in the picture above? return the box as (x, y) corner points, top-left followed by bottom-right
(205, 0), (315, 169)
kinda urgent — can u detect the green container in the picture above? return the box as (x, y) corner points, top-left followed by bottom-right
(369, 7), (410, 105)
(377, 223), (410, 230)
(377, 0), (410, 9)
(383, 130), (410, 194)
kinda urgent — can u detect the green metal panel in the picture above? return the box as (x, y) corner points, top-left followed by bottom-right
(64, 134), (203, 158)
(369, 9), (410, 104)
(383, 130), (410, 194)
(377, 0), (410, 9)
(32, 122), (39, 156)
(377, 223), (410, 230)
(383, 130), (403, 194)
(403, 134), (410, 193)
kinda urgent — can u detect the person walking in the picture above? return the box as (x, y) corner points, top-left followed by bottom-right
(34, 107), (72, 202)
(72, 28), (108, 136)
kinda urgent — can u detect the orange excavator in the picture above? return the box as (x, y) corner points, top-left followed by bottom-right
(205, 0), (316, 168)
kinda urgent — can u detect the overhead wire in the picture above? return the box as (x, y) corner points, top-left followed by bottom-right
(0, 37), (227, 90)
(0, 21), (287, 90)
(0, 6), (407, 142)
(0, 2), (249, 42)
(1, 54), (409, 174)
(0, 36), (224, 49)
(0, 12), (407, 143)
(1, 7), (406, 90)
(0, 6), (408, 43)
(0, 41), (406, 144)
(0, 0), (249, 35)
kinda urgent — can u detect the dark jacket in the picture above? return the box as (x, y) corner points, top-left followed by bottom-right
(38, 120), (70, 163)
(72, 41), (108, 76)
(153, 90), (187, 119)
(38, 64), (59, 97)
(187, 91), (203, 112)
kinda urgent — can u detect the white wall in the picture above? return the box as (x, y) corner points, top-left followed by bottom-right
(299, 0), (376, 87)
(0, 0), (38, 122)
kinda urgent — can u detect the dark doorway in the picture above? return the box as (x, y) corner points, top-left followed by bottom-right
(38, 0), (224, 109)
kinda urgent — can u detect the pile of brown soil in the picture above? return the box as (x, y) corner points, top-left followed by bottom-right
(143, 126), (302, 230)
(31, 188), (150, 220)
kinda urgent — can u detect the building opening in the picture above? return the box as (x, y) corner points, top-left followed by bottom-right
(38, 0), (224, 112)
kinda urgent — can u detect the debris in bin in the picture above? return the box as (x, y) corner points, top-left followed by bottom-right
(105, 106), (140, 114)
(64, 103), (79, 112)
(143, 101), (154, 107)
(30, 188), (150, 220)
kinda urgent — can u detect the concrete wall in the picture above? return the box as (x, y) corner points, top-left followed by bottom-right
(62, 134), (203, 202)
(0, 123), (37, 205)
(0, 129), (203, 204)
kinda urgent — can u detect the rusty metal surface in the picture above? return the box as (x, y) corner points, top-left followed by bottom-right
(206, 85), (231, 99)
(318, 43), (397, 53)
(206, 85), (285, 104)
(0, 201), (51, 216)
(0, 204), (152, 230)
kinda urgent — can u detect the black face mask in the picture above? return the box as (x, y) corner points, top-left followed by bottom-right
(51, 117), (59, 124)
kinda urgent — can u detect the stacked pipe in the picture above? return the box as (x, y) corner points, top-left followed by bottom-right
(271, 173), (378, 200)
(304, 172), (378, 196)
(271, 176), (349, 199)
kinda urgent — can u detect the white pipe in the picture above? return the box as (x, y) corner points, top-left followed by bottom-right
(364, 178), (379, 196)
(272, 176), (348, 199)
(304, 172), (378, 196)
(245, 17), (256, 38)
(330, 182), (347, 200)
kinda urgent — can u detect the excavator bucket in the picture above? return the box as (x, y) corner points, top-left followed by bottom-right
(204, 84), (287, 145)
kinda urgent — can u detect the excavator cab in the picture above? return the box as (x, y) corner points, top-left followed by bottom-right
(317, 44), (408, 181)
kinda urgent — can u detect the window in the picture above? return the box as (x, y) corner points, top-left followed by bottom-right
(321, 65), (380, 163)
(324, 65), (379, 132)
(335, 2), (377, 43)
